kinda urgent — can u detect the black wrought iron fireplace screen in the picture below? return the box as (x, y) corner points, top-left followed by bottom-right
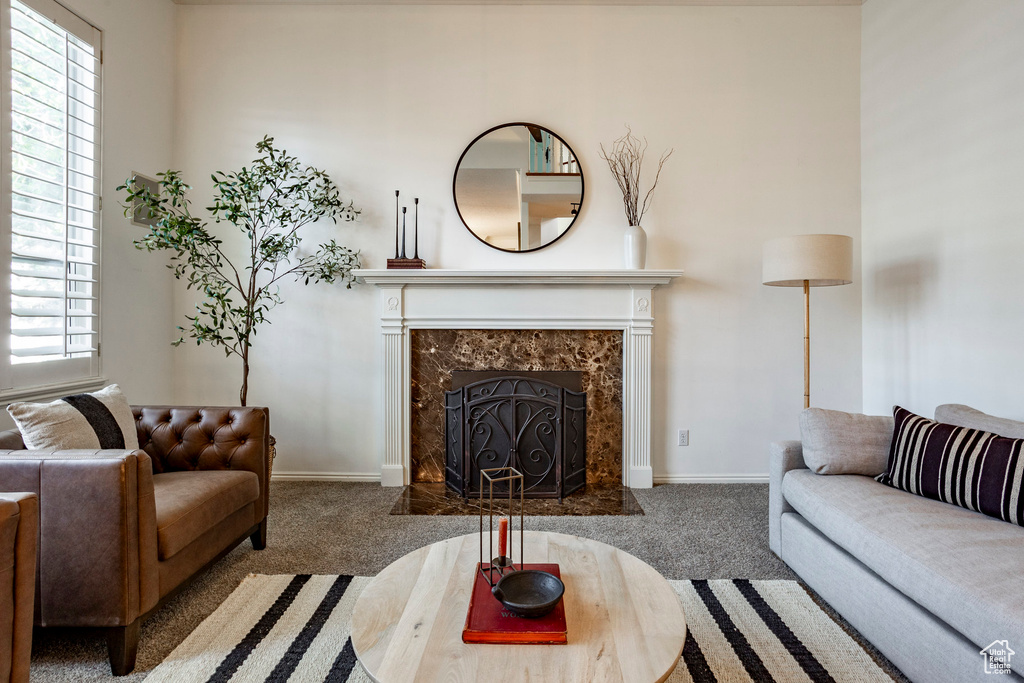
(445, 373), (586, 501)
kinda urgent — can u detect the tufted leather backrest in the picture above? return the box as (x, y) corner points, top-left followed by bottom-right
(133, 406), (270, 519)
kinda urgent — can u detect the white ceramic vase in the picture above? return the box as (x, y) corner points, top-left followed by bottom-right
(624, 224), (647, 269)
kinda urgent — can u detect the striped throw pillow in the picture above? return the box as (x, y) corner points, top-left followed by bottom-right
(6, 384), (139, 451)
(876, 406), (1024, 526)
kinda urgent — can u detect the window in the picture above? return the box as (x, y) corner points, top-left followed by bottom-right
(1, 0), (101, 399)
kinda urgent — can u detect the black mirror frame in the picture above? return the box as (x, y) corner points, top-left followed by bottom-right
(452, 122), (585, 254)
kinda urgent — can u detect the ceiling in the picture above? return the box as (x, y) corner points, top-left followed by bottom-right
(175, 0), (863, 6)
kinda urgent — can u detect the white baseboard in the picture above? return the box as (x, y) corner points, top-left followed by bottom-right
(271, 471), (382, 482)
(653, 474), (770, 484)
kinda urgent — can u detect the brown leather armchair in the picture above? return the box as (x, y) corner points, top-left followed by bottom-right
(0, 493), (37, 683)
(0, 405), (270, 676)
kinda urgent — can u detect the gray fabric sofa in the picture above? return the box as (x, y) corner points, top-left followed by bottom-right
(770, 404), (1024, 683)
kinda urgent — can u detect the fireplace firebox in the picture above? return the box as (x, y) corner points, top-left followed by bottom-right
(445, 373), (586, 500)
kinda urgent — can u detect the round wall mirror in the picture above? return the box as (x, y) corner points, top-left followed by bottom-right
(453, 123), (584, 253)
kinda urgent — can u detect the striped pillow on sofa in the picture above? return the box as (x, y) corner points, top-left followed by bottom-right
(876, 406), (1024, 526)
(6, 384), (139, 451)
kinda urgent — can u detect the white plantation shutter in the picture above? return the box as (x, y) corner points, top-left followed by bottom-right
(1, 0), (102, 395)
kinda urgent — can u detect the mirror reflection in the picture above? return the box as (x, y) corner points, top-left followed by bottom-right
(453, 123), (584, 252)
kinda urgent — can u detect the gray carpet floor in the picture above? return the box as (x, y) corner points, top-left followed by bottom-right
(25, 482), (893, 682)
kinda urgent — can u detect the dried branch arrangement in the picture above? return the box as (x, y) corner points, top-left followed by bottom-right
(599, 127), (673, 227)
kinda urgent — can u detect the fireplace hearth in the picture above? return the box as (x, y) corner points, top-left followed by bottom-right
(445, 374), (586, 500)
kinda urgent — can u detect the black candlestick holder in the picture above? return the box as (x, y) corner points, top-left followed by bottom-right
(387, 193), (426, 269)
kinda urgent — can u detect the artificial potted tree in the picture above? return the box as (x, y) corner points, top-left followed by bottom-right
(119, 136), (361, 464)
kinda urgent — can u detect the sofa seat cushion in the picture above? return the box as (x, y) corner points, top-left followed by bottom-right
(783, 469), (1024, 651)
(153, 470), (258, 560)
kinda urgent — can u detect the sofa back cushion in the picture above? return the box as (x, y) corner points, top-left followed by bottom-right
(877, 406), (1024, 526)
(799, 408), (894, 475)
(935, 404), (1024, 439)
(133, 406), (266, 475)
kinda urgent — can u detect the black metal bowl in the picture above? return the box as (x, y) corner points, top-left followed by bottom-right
(491, 570), (565, 618)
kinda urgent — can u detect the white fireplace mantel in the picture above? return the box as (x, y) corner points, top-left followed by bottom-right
(355, 268), (684, 488)
(357, 269), (683, 287)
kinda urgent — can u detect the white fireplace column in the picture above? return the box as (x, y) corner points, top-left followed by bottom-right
(378, 284), (408, 487)
(356, 269), (683, 489)
(625, 286), (654, 488)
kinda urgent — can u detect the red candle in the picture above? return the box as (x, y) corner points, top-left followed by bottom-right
(497, 517), (508, 559)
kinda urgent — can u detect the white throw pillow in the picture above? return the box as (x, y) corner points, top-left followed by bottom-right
(6, 384), (140, 451)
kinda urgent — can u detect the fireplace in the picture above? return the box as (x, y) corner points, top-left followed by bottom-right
(410, 329), (621, 488)
(354, 268), (683, 489)
(445, 372), (586, 500)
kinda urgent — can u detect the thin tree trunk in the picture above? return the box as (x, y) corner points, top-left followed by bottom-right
(240, 347), (249, 406)
(241, 262), (257, 408)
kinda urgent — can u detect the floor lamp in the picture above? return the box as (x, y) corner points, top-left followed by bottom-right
(762, 234), (853, 409)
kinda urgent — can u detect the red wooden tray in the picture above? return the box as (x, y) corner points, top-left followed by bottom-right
(463, 563), (567, 644)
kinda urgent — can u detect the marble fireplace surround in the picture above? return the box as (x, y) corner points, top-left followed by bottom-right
(355, 269), (684, 488)
(411, 329), (622, 487)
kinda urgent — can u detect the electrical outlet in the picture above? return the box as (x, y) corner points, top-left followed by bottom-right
(677, 429), (689, 447)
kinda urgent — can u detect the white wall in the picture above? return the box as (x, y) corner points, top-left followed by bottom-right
(861, 0), (1024, 420)
(173, 4), (862, 480)
(1, 0), (176, 430)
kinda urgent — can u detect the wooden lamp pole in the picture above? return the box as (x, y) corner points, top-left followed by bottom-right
(803, 279), (810, 409)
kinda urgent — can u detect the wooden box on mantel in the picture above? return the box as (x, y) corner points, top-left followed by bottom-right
(386, 258), (426, 269)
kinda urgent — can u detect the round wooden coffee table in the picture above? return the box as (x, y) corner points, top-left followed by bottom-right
(351, 531), (686, 683)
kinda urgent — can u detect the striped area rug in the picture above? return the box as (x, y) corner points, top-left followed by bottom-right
(144, 575), (896, 683)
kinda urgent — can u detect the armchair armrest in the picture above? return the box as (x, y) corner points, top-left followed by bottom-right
(0, 451), (158, 628)
(133, 406), (270, 521)
(768, 440), (806, 556)
(0, 492), (36, 683)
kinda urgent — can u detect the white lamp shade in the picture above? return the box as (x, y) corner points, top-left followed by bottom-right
(762, 234), (853, 287)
